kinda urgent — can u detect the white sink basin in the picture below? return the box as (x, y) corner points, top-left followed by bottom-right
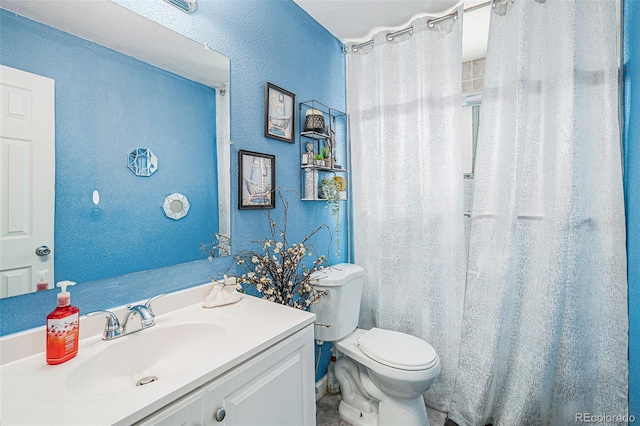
(65, 322), (225, 396)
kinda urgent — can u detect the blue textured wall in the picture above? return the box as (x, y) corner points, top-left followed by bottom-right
(112, 0), (347, 260)
(112, 0), (347, 383)
(0, 0), (346, 385)
(0, 10), (219, 283)
(624, 0), (639, 417)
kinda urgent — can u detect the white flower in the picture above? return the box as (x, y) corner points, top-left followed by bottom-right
(252, 256), (259, 263)
(276, 242), (283, 249)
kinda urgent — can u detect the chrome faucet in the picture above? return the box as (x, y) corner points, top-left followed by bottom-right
(87, 294), (165, 341)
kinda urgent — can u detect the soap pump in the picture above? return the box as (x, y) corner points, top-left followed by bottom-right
(46, 281), (80, 365)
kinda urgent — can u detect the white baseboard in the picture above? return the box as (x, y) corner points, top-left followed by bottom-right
(315, 374), (327, 401)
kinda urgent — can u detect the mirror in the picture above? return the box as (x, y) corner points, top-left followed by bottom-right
(0, 1), (231, 298)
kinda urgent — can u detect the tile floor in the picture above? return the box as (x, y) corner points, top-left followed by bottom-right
(316, 392), (449, 426)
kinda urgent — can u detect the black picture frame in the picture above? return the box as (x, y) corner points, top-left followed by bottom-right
(264, 83), (295, 143)
(238, 150), (276, 209)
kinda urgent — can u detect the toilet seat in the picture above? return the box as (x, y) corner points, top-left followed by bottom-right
(356, 328), (438, 371)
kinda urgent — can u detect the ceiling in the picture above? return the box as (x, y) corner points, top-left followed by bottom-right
(0, 0), (230, 88)
(293, 0), (490, 61)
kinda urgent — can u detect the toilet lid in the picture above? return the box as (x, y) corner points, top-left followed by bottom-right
(356, 328), (438, 371)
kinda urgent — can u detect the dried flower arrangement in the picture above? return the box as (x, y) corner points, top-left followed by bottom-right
(200, 233), (231, 260)
(233, 190), (330, 309)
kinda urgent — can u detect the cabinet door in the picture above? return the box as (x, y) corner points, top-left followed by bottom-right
(204, 326), (315, 426)
(135, 391), (203, 426)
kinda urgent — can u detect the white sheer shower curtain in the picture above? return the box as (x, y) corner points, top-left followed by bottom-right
(348, 8), (466, 411)
(449, 1), (628, 424)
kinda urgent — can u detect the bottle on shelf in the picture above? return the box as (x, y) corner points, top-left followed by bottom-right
(327, 347), (341, 395)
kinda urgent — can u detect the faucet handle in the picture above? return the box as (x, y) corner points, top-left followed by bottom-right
(86, 310), (122, 340)
(144, 294), (166, 315)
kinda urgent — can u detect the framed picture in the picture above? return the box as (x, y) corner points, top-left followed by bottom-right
(238, 150), (276, 209)
(264, 83), (295, 143)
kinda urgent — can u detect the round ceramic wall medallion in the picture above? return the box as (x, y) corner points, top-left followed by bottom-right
(162, 193), (190, 220)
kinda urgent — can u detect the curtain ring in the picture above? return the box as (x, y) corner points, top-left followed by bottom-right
(427, 10), (458, 29)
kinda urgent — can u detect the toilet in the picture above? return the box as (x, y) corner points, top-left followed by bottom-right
(311, 263), (441, 426)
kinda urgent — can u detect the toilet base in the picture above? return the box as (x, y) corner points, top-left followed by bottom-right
(335, 356), (430, 426)
(338, 400), (378, 426)
(338, 394), (431, 426)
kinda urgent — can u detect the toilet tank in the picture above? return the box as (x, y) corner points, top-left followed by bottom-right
(310, 263), (365, 342)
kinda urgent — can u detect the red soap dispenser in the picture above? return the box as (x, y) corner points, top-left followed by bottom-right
(46, 281), (80, 365)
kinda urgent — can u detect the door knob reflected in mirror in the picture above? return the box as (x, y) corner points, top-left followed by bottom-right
(214, 408), (226, 422)
(35, 246), (51, 256)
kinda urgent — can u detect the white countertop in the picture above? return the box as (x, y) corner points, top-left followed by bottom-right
(0, 284), (316, 425)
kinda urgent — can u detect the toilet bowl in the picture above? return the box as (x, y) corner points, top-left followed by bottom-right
(311, 264), (441, 426)
(333, 328), (440, 426)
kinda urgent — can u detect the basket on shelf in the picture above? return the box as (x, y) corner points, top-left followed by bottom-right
(304, 109), (325, 133)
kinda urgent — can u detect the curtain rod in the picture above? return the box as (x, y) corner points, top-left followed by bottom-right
(350, 0), (492, 53)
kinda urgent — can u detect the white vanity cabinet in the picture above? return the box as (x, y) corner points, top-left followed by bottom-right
(136, 392), (204, 426)
(136, 325), (315, 426)
(0, 288), (317, 426)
